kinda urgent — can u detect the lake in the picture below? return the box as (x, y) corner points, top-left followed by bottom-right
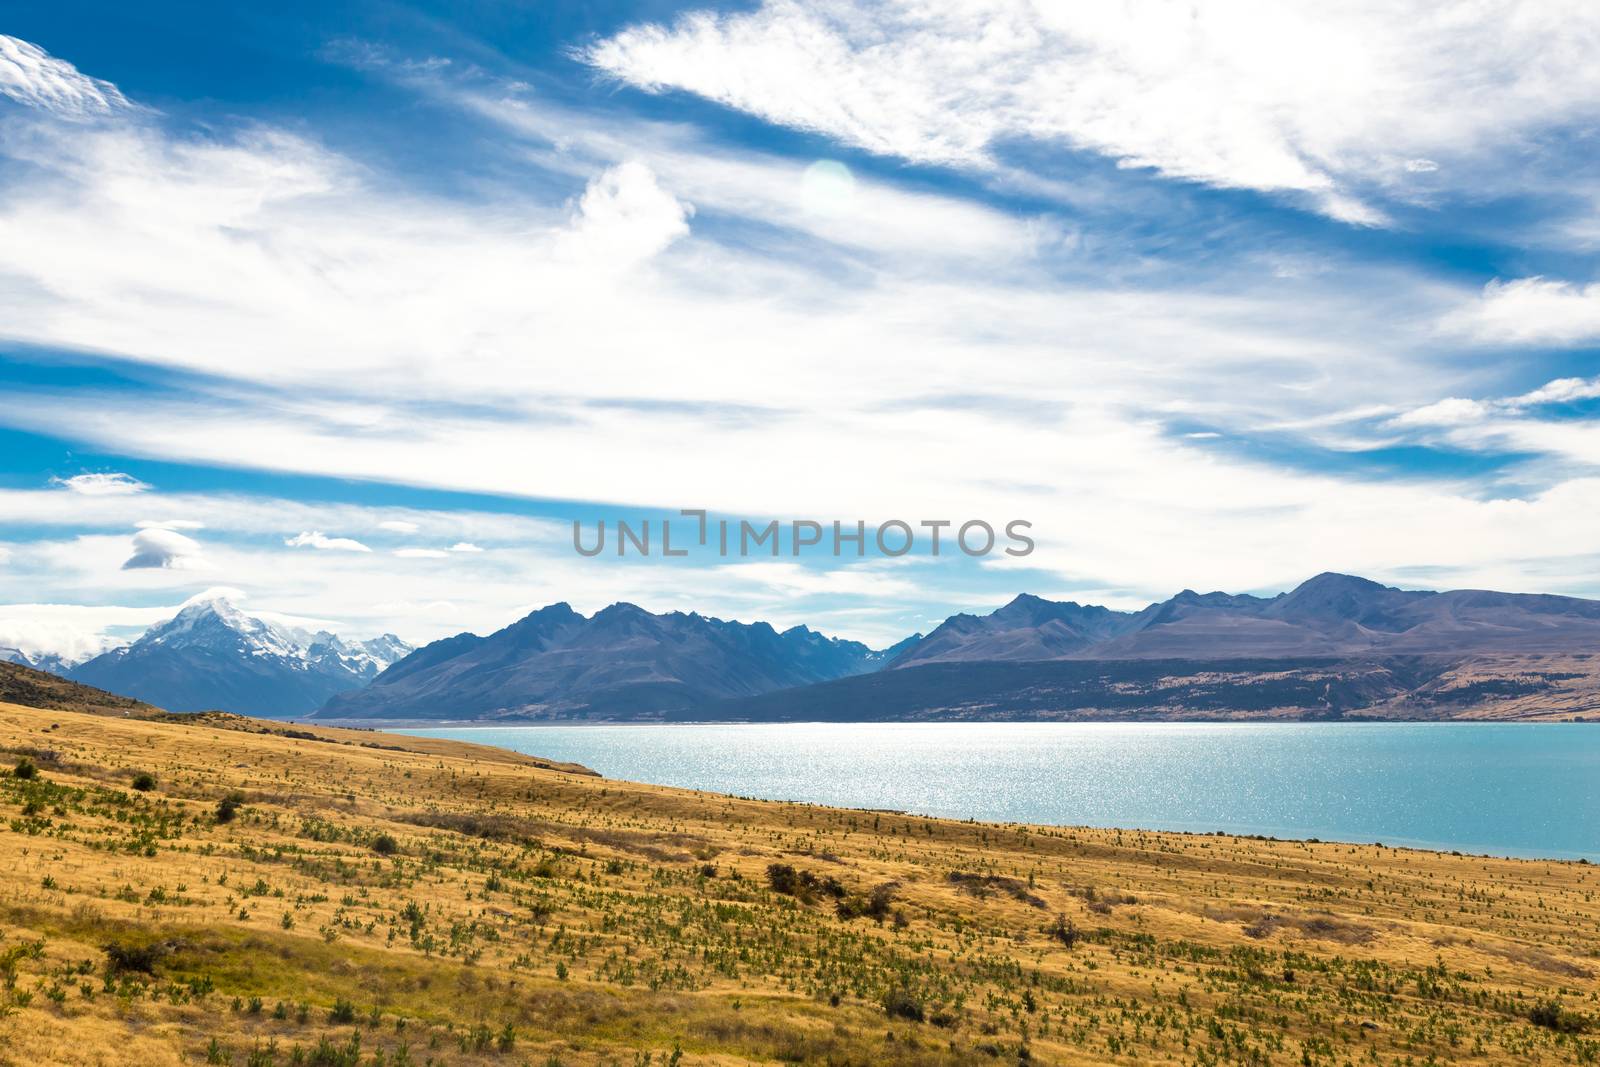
(401, 722), (1600, 862)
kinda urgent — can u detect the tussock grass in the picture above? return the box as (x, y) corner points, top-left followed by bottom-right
(0, 699), (1596, 1065)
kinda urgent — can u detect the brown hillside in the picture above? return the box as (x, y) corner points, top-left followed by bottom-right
(0, 701), (1595, 1065)
(0, 660), (156, 717)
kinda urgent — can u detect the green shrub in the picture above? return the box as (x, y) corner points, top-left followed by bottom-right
(1047, 914), (1080, 950)
(766, 863), (800, 895)
(371, 834), (398, 856)
(838, 883), (896, 922)
(883, 987), (924, 1023)
(1529, 999), (1589, 1034)
(131, 772), (157, 791)
(12, 757), (37, 780)
(216, 792), (245, 823)
(102, 941), (165, 975)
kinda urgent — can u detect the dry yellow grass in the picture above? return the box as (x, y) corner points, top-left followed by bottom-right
(0, 699), (1596, 1066)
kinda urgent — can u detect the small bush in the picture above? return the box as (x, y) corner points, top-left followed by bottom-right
(767, 863), (845, 902)
(12, 757), (37, 780)
(1047, 914), (1080, 950)
(766, 863), (801, 895)
(1529, 1000), (1589, 1034)
(102, 941), (166, 975)
(371, 834), (398, 856)
(216, 792), (245, 823)
(131, 772), (157, 791)
(329, 997), (357, 1024)
(883, 988), (924, 1023)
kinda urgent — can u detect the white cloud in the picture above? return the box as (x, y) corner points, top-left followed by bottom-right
(449, 542), (483, 553)
(1392, 374), (1600, 429)
(0, 35), (130, 118)
(714, 561), (920, 599)
(52, 472), (149, 495)
(1386, 373), (1600, 464)
(122, 527), (208, 570)
(584, 1), (1600, 222)
(1444, 277), (1600, 346)
(0, 486), (562, 544)
(180, 585), (248, 606)
(285, 531), (371, 552)
(563, 160), (693, 266)
(5, 32), (1600, 643)
(1513, 377), (1600, 407)
(0, 617), (120, 663)
(1389, 397), (1488, 427)
(394, 547), (450, 558)
(136, 518), (204, 530)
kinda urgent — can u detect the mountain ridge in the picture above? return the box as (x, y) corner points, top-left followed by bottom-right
(316, 573), (1600, 723)
(69, 598), (413, 717)
(317, 601), (897, 721)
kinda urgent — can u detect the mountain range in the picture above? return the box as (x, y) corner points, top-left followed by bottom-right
(14, 573), (1600, 722)
(890, 573), (1600, 663)
(315, 573), (1600, 723)
(66, 598), (412, 716)
(318, 601), (902, 720)
(0, 646), (80, 677)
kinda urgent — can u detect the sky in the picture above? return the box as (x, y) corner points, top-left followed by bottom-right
(2, 0), (1600, 658)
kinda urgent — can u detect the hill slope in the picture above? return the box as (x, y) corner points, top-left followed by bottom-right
(0, 659), (157, 716)
(0, 701), (1594, 1066)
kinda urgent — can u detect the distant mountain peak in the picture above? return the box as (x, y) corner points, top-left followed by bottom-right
(166, 594), (248, 628)
(69, 601), (413, 716)
(318, 601), (899, 721)
(1292, 572), (1394, 594)
(0, 646), (81, 676)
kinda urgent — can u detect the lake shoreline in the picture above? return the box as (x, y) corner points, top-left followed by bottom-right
(401, 720), (1600, 864)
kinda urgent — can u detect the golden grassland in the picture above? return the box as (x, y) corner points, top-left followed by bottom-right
(0, 701), (1595, 1066)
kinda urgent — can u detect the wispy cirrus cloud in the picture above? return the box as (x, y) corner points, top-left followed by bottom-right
(0, 33), (130, 118)
(3, 26), (1600, 657)
(51, 472), (150, 495)
(582, 0), (1600, 224)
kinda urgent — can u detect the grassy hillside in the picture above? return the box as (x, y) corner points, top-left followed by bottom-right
(0, 701), (1595, 1066)
(0, 661), (157, 717)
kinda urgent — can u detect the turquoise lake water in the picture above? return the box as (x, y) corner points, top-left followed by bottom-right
(401, 722), (1600, 862)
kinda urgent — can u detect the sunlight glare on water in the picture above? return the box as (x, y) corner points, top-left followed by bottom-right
(402, 722), (1600, 861)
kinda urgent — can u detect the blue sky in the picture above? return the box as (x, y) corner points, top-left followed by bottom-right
(2, 1), (1600, 658)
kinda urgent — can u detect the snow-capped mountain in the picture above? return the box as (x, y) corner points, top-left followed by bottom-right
(0, 646), (79, 678)
(68, 598), (412, 716)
